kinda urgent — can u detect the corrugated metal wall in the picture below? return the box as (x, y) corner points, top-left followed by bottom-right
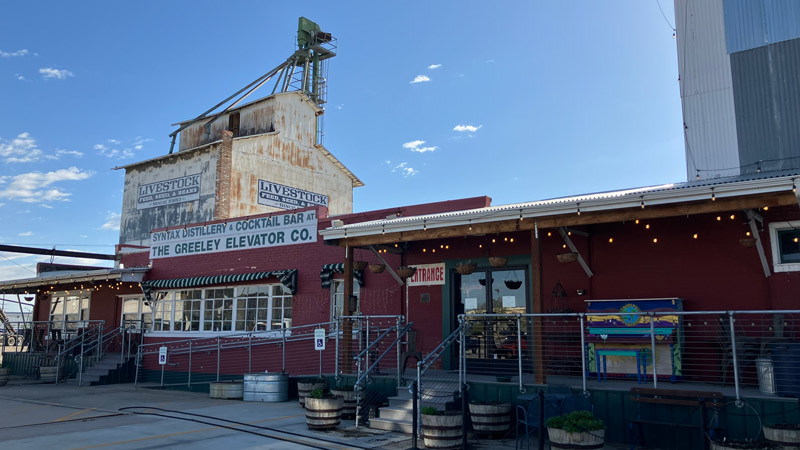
(723, 0), (800, 54)
(676, 0), (741, 180)
(731, 38), (800, 173)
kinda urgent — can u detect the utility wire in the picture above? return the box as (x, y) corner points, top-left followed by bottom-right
(0, 253), (36, 274)
(656, 0), (676, 31)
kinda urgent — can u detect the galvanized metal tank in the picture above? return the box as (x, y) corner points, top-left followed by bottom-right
(209, 381), (244, 400)
(243, 373), (288, 402)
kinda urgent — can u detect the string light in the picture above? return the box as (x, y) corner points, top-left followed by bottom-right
(576, 204), (581, 216)
(653, 238), (658, 244)
(479, 244), (483, 248)
(492, 238), (496, 243)
(635, 219), (639, 225)
(394, 243), (399, 248)
(445, 245), (449, 249)
(562, 244), (567, 249)
(608, 238), (614, 243)
(504, 237), (508, 242)
(382, 225), (385, 235)
(793, 179), (797, 193)
(693, 234), (698, 239)
(717, 216), (722, 221)
(423, 248), (426, 252)
(468, 220), (472, 231)
(440, 244), (444, 249)
(763, 206), (769, 211)
(423, 220), (427, 231)
(568, 231), (572, 236)
(519, 210), (523, 221)
(696, 171), (700, 180)
(645, 224), (650, 230)
(547, 232), (552, 237)
(757, 163), (761, 173)
(746, 231), (751, 236)
(641, 197), (645, 209)
(711, 188), (716, 201)
(730, 214), (735, 220)
(509, 238), (514, 243)
(432, 249), (436, 253)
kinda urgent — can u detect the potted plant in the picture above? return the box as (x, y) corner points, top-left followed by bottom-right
(297, 377), (328, 408)
(764, 423), (800, 447)
(468, 400), (511, 436)
(546, 410), (604, 450)
(330, 384), (362, 420)
(421, 407), (462, 449)
(305, 388), (343, 430)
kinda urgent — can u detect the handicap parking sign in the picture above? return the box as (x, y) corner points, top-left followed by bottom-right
(314, 328), (326, 351)
(159, 346), (167, 365)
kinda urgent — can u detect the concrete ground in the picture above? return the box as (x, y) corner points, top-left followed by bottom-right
(0, 378), (625, 449)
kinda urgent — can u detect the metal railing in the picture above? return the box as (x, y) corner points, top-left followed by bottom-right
(135, 315), (405, 389)
(457, 310), (800, 402)
(1, 320), (105, 380)
(354, 321), (413, 426)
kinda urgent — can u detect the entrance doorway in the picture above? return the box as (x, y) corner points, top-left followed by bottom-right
(455, 266), (531, 374)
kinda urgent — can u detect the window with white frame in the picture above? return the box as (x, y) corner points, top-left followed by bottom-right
(149, 284), (292, 333)
(120, 295), (152, 330)
(49, 292), (90, 332)
(331, 279), (360, 321)
(770, 221), (800, 272)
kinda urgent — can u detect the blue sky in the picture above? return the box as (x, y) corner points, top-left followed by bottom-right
(0, 1), (682, 282)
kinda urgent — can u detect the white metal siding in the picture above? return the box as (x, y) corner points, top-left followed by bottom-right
(676, 0), (740, 180)
(723, 0), (800, 54)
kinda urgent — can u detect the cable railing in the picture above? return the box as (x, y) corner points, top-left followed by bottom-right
(354, 322), (413, 427)
(134, 315), (405, 389)
(457, 310), (800, 402)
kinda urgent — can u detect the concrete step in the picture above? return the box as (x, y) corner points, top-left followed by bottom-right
(85, 367), (112, 377)
(377, 406), (413, 422)
(66, 374), (100, 384)
(387, 396), (449, 410)
(369, 417), (413, 433)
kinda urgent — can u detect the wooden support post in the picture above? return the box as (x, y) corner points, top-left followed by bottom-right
(531, 227), (546, 384)
(342, 245), (355, 374)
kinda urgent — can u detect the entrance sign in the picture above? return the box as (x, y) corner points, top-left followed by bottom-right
(257, 180), (329, 210)
(158, 346), (167, 365)
(407, 263), (446, 286)
(150, 210), (318, 259)
(314, 328), (326, 351)
(137, 174), (201, 210)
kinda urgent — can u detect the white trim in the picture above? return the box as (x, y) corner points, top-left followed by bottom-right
(769, 221), (800, 273)
(146, 330), (288, 339)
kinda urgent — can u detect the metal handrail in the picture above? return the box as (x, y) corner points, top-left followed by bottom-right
(138, 321), (337, 350)
(355, 323), (414, 389)
(55, 325), (103, 360)
(415, 322), (468, 381)
(354, 326), (396, 361)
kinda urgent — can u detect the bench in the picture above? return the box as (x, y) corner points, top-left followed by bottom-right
(628, 387), (723, 450)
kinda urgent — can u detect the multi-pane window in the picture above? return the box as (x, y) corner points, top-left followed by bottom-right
(50, 293), (90, 332)
(331, 279), (360, 321)
(769, 221), (800, 272)
(121, 295), (152, 330)
(150, 284), (291, 333)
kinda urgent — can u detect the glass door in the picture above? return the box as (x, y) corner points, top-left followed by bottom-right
(460, 266), (528, 372)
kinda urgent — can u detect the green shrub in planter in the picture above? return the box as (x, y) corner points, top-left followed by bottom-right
(421, 406), (441, 415)
(546, 411), (604, 450)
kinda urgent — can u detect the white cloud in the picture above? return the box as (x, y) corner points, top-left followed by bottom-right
(17, 231), (33, 236)
(403, 140), (426, 149)
(453, 124), (483, 133)
(428, 64), (442, 69)
(392, 162), (419, 177)
(0, 49), (29, 57)
(96, 137), (149, 159)
(402, 140), (438, 153)
(0, 132), (42, 163)
(14, 73), (25, 81)
(100, 212), (121, 231)
(40, 204), (52, 209)
(335, 104), (344, 110)
(39, 67), (74, 80)
(0, 167), (92, 203)
(410, 75), (430, 84)
(486, 59), (496, 64)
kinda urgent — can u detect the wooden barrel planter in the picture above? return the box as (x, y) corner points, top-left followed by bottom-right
(209, 381), (244, 400)
(764, 424), (800, 448)
(468, 402), (510, 436)
(39, 366), (59, 383)
(305, 395), (343, 430)
(0, 367), (9, 386)
(548, 428), (605, 450)
(330, 387), (360, 420)
(421, 412), (462, 449)
(297, 378), (328, 408)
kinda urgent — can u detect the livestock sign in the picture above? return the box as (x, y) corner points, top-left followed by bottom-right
(137, 174), (201, 210)
(150, 210), (318, 259)
(407, 263), (446, 286)
(257, 180), (329, 210)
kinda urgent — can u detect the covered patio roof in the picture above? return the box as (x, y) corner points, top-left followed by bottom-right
(0, 267), (149, 295)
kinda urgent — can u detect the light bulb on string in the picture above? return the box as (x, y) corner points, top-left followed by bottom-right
(635, 219), (639, 225)
(641, 198), (645, 209)
(468, 220), (472, 231)
(711, 189), (716, 201)
(730, 214), (735, 220)
(519, 210), (523, 221)
(608, 238), (614, 243)
(693, 234), (698, 239)
(793, 179), (797, 193)
(717, 216), (722, 221)
(746, 231), (751, 236)
(645, 224), (650, 230)
(653, 238), (658, 244)
(423, 220), (427, 231)
(763, 206), (769, 211)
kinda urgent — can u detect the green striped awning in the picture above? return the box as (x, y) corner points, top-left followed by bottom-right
(320, 263), (363, 289)
(141, 269), (297, 301)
